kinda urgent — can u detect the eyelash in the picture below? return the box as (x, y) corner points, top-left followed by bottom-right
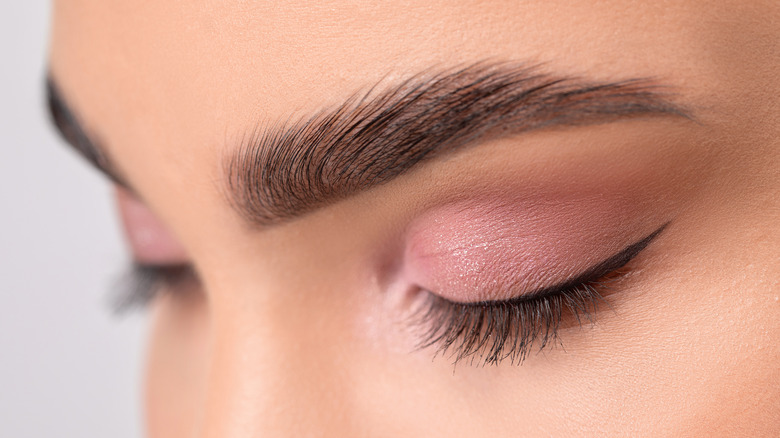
(411, 225), (668, 366)
(412, 274), (616, 367)
(112, 263), (196, 313)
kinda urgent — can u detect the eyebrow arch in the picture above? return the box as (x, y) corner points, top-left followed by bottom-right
(46, 77), (128, 189)
(225, 62), (692, 228)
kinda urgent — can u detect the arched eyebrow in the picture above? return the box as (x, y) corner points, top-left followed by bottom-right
(225, 62), (692, 228)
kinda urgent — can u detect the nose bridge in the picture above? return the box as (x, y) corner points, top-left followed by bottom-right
(198, 282), (354, 438)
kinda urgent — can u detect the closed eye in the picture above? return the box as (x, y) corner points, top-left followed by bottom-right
(411, 223), (668, 366)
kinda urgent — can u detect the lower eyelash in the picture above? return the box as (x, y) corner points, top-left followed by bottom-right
(111, 263), (196, 314)
(412, 273), (623, 367)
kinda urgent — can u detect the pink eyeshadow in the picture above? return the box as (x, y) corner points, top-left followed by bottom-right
(402, 194), (640, 302)
(116, 189), (188, 264)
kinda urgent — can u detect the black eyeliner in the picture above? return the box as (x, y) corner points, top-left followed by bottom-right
(480, 221), (669, 306)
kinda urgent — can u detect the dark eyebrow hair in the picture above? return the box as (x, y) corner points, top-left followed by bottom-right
(225, 62), (691, 227)
(46, 77), (128, 188)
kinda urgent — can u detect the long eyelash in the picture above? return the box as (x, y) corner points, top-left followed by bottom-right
(111, 263), (194, 314)
(413, 276), (615, 367)
(414, 223), (669, 366)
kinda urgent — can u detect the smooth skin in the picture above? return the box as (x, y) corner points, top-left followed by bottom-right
(49, 1), (779, 436)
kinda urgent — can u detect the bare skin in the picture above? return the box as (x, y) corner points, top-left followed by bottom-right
(49, 1), (779, 436)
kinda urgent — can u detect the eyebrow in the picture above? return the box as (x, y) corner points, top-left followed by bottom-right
(46, 62), (692, 228)
(225, 62), (691, 227)
(46, 78), (128, 189)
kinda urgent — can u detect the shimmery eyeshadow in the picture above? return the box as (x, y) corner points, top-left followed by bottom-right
(402, 194), (649, 302)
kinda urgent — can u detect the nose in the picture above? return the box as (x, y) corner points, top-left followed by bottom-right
(198, 286), (356, 438)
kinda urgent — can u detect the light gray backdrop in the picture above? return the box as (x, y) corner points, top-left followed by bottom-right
(1, 2), (146, 437)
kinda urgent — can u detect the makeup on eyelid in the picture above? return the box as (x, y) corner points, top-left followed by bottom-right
(116, 188), (188, 265)
(402, 195), (657, 303)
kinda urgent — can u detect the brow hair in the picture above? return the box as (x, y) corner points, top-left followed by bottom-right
(225, 62), (689, 227)
(46, 78), (127, 188)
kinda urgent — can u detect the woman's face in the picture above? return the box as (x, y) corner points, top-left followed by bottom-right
(49, 1), (779, 436)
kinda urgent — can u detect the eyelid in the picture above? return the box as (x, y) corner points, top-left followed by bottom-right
(115, 187), (188, 265)
(411, 224), (668, 365)
(418, 221), (668, 304)
(402, 191), (667, 303)
(499, 222), (668, 303)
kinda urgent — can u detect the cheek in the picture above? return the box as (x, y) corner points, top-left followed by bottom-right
(145, 293), (211, 438)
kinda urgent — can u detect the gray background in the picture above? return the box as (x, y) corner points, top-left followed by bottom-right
(1, 2), (146, 437)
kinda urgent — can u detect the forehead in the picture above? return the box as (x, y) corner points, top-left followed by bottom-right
(48, 1), (742, 135)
